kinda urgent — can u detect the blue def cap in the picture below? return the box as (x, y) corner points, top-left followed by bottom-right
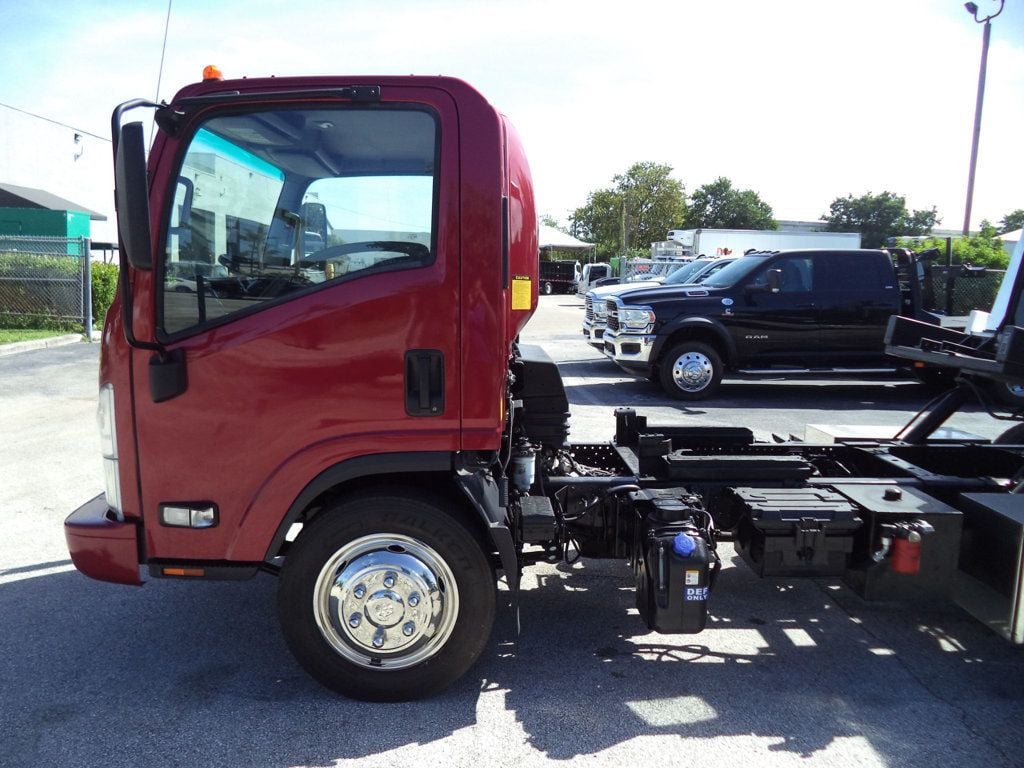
(673, 533), (696, 557)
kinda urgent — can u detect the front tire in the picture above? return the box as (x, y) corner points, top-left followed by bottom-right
(278, 490), (496, 701)
(658, 341), (724, 400)
(543, 281), (553, 295)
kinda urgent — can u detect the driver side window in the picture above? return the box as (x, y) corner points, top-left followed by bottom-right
(753, 256), (814, 293)
(301, 175), (433, 280)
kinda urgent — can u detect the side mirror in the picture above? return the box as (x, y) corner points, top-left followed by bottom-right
(300, 202), (328, 241)
(114, 121), (153, 271)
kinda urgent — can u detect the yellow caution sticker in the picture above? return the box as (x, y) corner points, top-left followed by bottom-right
(511, 275), (532, 310)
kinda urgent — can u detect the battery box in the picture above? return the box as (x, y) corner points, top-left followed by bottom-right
(726, 487), (862, 577)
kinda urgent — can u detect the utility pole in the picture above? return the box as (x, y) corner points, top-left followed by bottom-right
(962, 0), (1004, 236)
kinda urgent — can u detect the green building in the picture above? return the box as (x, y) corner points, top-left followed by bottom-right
(0, 182), (106, 253)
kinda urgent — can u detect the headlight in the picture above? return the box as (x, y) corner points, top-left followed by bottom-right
(97, 384), (122, 517)
(97, 384), (117, 457)
(619, 307), (655, 331)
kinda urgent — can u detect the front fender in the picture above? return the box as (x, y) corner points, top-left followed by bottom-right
(255, 450), (520, 600)
(256, 451), (455, 563)
(650, 316), (737, 366)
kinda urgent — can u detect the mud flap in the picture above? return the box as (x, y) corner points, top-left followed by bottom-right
(455, 469), (521, 634)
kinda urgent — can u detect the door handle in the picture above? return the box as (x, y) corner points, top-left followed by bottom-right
(405, 349), (444, 416)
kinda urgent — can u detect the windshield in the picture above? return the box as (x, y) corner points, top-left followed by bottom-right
(663, 259), (710, 285)
(699, 255), (770, 289)
(160, 107), (437, 335)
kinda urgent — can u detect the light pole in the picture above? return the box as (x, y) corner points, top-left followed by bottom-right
(962, 0), (1004, 236)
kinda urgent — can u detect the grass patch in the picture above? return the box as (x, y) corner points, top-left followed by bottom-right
(0, 328), (74, 345)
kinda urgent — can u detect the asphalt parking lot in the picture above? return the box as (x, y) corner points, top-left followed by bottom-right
(1, 296), (1021, 768)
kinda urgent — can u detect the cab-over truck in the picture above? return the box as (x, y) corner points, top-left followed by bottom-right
(67, 71), (1024, 702)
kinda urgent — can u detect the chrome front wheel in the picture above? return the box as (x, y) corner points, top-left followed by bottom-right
(313, 534), (459, 670)
(659, 341), (724, 400)
(278, 491), (496, 701)
(671, 351), (714, 392)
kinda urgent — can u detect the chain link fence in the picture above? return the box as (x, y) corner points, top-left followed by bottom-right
(0, 236), (92, 333)
(620, 258), (680, 282)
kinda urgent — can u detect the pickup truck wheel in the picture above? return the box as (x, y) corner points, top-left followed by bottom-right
(278, 491), (495, 701)
(543, 281), (553, 295)
(659, 342), (723, 400)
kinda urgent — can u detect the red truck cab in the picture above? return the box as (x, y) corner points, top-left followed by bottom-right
(66, 74), (539, 699)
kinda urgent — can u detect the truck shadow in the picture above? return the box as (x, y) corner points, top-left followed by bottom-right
(3, 558), (1021, 766)
(501, 557), (1024, 763)
(0, 569), (478, 767)
(555, 359), (632, 378)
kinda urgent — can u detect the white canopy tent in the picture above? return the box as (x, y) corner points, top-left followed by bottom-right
(538, 224), (593, 251)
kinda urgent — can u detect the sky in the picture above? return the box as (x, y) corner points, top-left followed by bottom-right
(0, 0), (1021, 233)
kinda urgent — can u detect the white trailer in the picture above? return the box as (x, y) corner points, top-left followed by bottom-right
(666, 228), (861, 257)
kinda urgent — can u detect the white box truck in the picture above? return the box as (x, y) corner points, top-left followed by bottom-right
(666, 228), (861, 257)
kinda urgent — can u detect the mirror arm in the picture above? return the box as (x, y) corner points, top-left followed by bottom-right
(112, 99), (165, 354)
(111, 99), (160, 158)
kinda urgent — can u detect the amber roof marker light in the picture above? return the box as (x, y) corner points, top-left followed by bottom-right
(203, 65), (224, 81)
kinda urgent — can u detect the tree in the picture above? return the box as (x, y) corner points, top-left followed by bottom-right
(904, 208), (940, 237)
(821, 191), (938, 249)
(1000, 209), (1024, 233)
(685, 177), (777, 230)
(897, 219), (1007, 269)
(570, 162), (687, 260)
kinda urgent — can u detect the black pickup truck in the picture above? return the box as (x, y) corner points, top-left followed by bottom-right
(601, 248), (953, 399)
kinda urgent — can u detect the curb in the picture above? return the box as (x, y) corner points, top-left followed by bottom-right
(0, 334), (93, 357)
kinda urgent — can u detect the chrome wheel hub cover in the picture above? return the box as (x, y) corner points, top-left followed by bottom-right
(313, 534), (459, 669)
(671, 351), (713, 392)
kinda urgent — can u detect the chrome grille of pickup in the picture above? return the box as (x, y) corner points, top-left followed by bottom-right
(585, 295), (594, 322)
(606, 299), (620, 332)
